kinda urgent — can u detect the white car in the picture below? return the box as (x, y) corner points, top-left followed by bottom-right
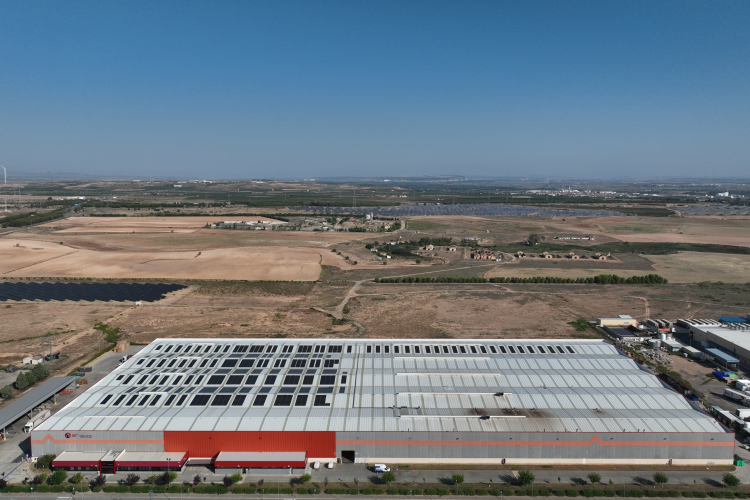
(312, 461), (320, 469)
(326, 462), (334, 469)
(373, 464), (391, 472)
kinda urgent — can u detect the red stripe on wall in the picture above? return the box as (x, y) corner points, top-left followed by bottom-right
(336, 436), (733, 448)
(165, 431), (336, 458)
(31, 434), (163, 446)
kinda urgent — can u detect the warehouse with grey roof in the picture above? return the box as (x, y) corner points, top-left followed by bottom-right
(32, 338), (733, 473)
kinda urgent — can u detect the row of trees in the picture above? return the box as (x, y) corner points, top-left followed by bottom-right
(0, 363), (50, 399)
(0, 209), (66, 228)
(375, 274), (668, 284)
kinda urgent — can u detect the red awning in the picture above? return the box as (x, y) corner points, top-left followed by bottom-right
(214, 451), (306, 468)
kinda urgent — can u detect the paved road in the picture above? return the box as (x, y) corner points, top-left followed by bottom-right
(34, 463), (741, 490)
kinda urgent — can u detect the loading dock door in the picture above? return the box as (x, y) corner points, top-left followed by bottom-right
(341, 451), (355, 463)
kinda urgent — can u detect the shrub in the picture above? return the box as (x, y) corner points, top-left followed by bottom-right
(723, 474), (740, 487)
(47, 469), (68, 485)
(231, 473), (243, 484)
(566, 490), (579, 497)
(588, 474), (602, 485)
(427, 489), (438, 495)
(539, 490), (552, 497)
(299, 473), (312, 484)
(476, 490), (488, 496)
(0, 478), (7, 489)
(361, 488), (373, 495)
(583, 490), (594, 498)
(297, 488), (308, 494)
(92, 487), (101, 493)
(94, 474), (107, 487)
(124, 474), (140, 486)
(223, 475), (234, 487)
(37, 484), (50, 492)
(453, 474), (466, 485)
(648, 491), (658, 498)
(555, 491), (567, 497)
(69, 472), (84, 485)
(51, 485), (64, 492)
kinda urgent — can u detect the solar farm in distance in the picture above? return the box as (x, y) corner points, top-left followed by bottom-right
(288, 202), (627, 217)
(0, 282), (187, 302)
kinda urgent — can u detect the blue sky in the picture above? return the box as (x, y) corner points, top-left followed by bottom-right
(0, 1), (748, 179)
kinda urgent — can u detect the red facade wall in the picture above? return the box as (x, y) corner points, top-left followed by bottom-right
(164, 431), (336, 459)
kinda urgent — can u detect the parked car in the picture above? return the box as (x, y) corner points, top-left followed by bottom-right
(312, 461), (321, 470)
(373, 464), (390, 472)
(326, 462), (334, 469)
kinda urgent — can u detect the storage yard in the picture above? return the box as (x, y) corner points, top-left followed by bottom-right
(32, 338), (733, 474)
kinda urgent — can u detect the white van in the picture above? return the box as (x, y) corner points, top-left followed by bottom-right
(373, 464), (390, 473)
(312, 461), (321, 470)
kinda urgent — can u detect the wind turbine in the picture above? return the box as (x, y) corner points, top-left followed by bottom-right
(1, 166), (6, 211)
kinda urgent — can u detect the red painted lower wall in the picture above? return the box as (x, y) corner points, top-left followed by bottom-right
(164, 431), (336, 459)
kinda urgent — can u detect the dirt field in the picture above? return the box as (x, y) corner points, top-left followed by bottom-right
(0, 238), (336, 280)
(648, 252), (750, 283)
(403, 215), (750, 248)
(41, 216), (286, 233)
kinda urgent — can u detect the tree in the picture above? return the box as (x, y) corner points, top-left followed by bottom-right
(517, 470), (535, 487)
(299, 474), (312, 485)
(94, 474), (107, 487)
(231, 473), (243, 484)
(527, 234), (541, 246)
(381, 471), (396, 485)
(193, 474), (203, 486)
(223, 475), (235, 487)
(47, 469), (68, 485)
(124, 474), (140, 486)
(70, 473), (84, 485)
(14, 372), (29, 390)
(723, 473), (740, 487)
(31, 363), (50, 381)
(587, 473), (601, 485)
(452, 474), (465, 485)
(0, 385), (13, 399)
(0, 478), (7, 489)
(31, 475), (44, 485)
(162, 471), (177, 484)
(147, 475), (159, 485)
(653, 472), (668, 487)
(36, 454), (56, 471)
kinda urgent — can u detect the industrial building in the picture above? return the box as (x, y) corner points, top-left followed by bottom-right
(32, 338), (733, 473)
(677, 317), (750, 369)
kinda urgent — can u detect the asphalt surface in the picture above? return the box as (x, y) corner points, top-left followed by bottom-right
(0, 345), (144, 482)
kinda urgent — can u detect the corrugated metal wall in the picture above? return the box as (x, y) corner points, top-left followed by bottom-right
(164, 431), (335, 458)
(30, 430), (164, 456)
(335, 431), (734, 463)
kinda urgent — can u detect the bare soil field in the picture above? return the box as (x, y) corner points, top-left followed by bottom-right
(1, 238), (334, 280)
(41, 216), (285, 233)
(648, 252), (750, 283)
(404, 215), (750, 248)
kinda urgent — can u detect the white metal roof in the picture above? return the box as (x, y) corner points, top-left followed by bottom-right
(36, 338), (725, 435)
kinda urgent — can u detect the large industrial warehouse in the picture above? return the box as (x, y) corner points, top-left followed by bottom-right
(32, 338), (733, 473)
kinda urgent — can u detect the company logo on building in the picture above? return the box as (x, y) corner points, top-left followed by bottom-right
(64, 432), (92, 439)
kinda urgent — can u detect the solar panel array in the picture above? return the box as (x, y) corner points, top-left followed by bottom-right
(38, 338), (724, 434)
(682, 204), (750, 216)
(287, 203), (626, 218)
(0, 282), (187, 302)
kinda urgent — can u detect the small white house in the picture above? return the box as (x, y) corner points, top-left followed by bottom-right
(23, 357), (44, 365)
